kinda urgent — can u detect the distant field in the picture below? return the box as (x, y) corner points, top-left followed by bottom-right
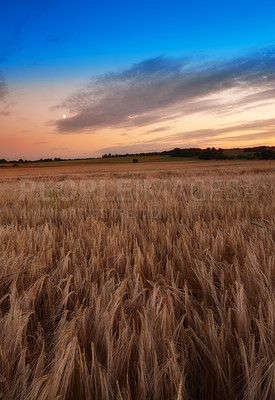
(0, 158), (274, 180)
(0, 151), (264, 169)
(0, 155), (173, 168)
(0, 160), (274, 399)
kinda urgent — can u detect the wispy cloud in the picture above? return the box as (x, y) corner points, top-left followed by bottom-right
(0, 2), (55, 63)
(166, 118), (275, 144)
(97, 116), (275, 154)
(0, 74), (16, 116)
(0, 41), (22, 62)
(13, 20), (25, 38)
(0, 98), (15, 116)
(0, 74), (7, 101)
(145, 126), (171, 134)
(45, 32), (67, 46)
(53, 48), (275, 133)
(26, 0), (53, 11)
(0, 20), (25, 62)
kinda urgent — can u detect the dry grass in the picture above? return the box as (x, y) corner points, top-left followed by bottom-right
(0, 161), (274, 399)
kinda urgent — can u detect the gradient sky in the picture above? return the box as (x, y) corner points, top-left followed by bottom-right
(1, 0), (275, 160)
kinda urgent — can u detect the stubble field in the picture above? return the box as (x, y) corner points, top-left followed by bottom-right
(0, 160), (274, 399)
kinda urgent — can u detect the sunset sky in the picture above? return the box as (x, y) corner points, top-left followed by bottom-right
(1, 0), (275, 160)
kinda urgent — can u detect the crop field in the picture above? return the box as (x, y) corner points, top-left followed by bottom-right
(0, 160), (274, 399)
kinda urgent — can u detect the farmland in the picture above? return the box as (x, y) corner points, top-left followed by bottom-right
(0, 160), (274, 399)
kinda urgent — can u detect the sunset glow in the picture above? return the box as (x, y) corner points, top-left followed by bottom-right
(1, 0), (275, 159)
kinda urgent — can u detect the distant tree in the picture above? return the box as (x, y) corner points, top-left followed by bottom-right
(170, 148), (202, 158)
(260, 149), (275, 160)
(199, 148), (212, 160)
(237, 154), (246, 159)
(215, 152), (228, 160)
(245, 153), (256, 160)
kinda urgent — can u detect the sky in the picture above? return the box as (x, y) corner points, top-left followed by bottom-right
(0, 0), (275, 160)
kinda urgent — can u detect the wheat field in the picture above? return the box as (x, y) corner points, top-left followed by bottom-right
(0, 162), (274, 399)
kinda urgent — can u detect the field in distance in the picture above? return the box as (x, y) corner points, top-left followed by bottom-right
(0, 158), (274, 180)
(0, 155), (175, 168)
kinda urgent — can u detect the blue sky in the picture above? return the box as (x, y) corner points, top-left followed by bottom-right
(1, 0), (275, 159)
(2, 0), (275, 74)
